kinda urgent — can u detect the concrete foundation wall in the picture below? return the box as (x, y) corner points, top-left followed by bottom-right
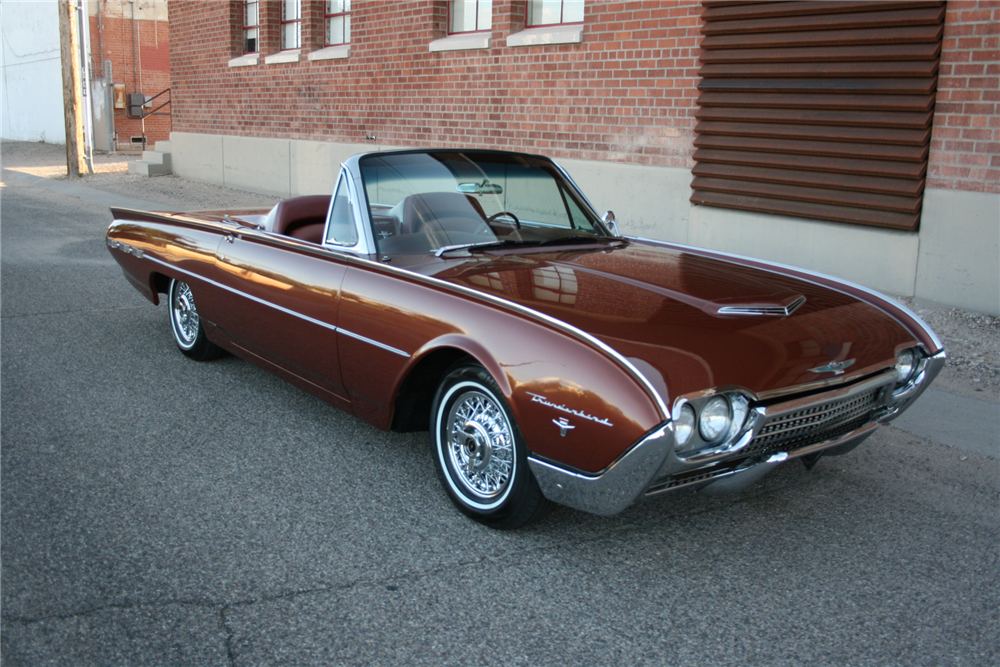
(916, 189), (999, 314)
(171, 132), (1000, 315)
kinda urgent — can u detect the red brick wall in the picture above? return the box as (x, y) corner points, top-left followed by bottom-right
(89, 11), (171, 147)
(169, 0), (702, 168)
(927, 0), (1000, 194)
(170, 0), (997, 192)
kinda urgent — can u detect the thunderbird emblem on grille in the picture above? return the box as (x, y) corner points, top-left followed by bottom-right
(809, 359), (856, 375)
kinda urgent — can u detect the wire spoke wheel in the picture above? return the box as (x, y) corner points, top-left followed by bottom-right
(170, 281), (200, 349)
(167, 279), (222, 361)
(432, 364), (551, 529)
(445, 389), (515, 501)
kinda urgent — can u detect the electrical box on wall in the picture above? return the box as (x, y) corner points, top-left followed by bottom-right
(126, 93), (151, 119)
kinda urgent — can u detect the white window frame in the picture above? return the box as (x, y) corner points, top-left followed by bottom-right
(449, 0), (492, 35)
(508, 0), (584, 47)
(244, 0), (260, 54)
(281, 0), (302, 51)
(431, 0), (493, 52)
(526, 0), (584, 27)
(325, 0), (351, 46)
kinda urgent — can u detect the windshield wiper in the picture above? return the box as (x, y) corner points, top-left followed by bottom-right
(435, 235), (626, 258)
(535, 235), (627, 247)
(435, 240), (526, 257)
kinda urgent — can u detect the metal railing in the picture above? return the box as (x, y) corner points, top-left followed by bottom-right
(126, 87), (172, 131)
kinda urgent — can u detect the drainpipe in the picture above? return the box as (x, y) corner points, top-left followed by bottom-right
(130, 0), (137, 93)
(78, 0), (94, 170)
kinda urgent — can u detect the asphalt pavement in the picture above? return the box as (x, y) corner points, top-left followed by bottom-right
(2, 164), (998, 666)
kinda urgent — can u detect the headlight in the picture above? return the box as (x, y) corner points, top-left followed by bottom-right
(672, 391), (754, 460)
(674, 403), (696, 449)
(699, 396), (732, 442)
(896, 348), (916, 384)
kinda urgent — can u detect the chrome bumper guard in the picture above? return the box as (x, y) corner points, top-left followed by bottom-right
(528, 424), (674, 517)
(528, 350), (946, 516)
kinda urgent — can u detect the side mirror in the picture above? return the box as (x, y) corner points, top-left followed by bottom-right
(602, 211), (620, 237)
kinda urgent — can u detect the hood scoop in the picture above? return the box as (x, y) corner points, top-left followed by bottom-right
(710, 294), (806, 317)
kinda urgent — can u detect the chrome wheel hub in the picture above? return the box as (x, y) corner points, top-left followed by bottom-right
(446, 390), (514, 500)
(171, 283), (199, 346)
(459, 420), (494, 472)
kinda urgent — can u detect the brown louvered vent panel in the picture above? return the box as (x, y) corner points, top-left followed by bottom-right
(692, 1), (944, 231)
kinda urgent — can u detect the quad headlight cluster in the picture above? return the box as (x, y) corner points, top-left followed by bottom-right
(672, 392), (752, 460)
(893, 346), (927, 397)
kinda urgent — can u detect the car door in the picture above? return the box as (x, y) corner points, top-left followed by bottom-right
(210, 228), (350, 407)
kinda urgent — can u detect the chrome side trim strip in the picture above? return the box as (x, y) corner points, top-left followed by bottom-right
(146, 255), (339, 332)
(635, 237), (944, 352)
(337, 327), (410, 358)
(143, 255), (410, 358)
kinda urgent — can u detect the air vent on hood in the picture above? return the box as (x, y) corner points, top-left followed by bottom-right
(715, 295), (806, 317)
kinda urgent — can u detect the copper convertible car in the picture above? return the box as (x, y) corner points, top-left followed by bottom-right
(107, 149), (945, 528)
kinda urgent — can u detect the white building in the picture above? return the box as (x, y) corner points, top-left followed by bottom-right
(1, 0), (65, 143)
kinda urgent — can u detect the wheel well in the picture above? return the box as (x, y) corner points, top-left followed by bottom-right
(391, 348), (472, 433)
(152, 272), (171, 296)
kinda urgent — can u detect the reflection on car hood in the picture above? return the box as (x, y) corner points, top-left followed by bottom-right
(427, 241), (918, 401)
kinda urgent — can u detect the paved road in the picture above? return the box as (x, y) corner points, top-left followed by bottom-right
(2, 171), (998, 666)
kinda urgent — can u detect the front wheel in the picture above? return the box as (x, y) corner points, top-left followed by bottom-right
(168, 279), (222, 361)
(431, 364), (551, 529)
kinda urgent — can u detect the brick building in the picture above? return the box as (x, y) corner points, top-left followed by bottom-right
(166, 0), (999, 314)
(88, 0), (172, 148)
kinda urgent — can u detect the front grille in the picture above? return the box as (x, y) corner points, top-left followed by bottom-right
(746, 388), (880, 458)
(646, 456), (750, 494)
(645, 378), (892, 497)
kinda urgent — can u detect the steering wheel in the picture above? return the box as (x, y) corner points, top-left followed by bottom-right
(486, 211), (521, 229)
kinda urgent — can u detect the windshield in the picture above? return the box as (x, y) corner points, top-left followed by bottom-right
(359, 151), (610, 255)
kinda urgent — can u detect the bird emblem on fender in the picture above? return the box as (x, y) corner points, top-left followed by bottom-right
(553, 417), (575, 437)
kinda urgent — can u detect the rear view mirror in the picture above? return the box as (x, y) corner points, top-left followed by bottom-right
(458, 180), (503, 195)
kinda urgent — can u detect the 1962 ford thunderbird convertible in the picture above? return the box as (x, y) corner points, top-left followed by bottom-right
(107, 149), (945, 528)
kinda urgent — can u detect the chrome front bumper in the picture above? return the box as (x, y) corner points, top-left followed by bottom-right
(528, 350), (946, 516)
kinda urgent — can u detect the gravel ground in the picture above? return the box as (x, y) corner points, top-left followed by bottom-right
(3, 140), (997, 400)
(1, 140), (281, 210)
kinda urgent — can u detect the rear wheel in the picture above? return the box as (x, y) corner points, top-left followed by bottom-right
(168, 279), (222, 361)
(431, 364), (551, 529)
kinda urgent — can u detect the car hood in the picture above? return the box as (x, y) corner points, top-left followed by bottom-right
(424, 241), (919, 402)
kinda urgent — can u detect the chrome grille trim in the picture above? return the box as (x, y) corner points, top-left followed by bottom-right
(746, 388), (880, 457)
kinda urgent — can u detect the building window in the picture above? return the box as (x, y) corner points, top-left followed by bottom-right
(326, 0), (351, 46)
(281, 0), (302, 50)
(450, 0), (492, 34)
(244, 0), (259, 53)
(527, 0), (583, 27)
